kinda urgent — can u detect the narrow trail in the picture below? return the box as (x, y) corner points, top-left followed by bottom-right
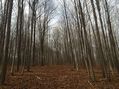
(1, 65), (118, 89)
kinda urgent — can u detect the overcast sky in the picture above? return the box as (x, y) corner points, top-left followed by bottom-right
(2, 0), (119, 28)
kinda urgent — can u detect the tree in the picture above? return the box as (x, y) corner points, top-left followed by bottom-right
(0, 0), (14, 84)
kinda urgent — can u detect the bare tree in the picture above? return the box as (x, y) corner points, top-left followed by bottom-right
(0, 0), (14, 84)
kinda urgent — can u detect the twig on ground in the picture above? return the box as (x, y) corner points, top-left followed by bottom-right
(35, 76), (41, 80)
(88, 80), (96, 89)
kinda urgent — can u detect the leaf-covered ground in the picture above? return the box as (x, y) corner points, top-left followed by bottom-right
(1, 65), (119, 89)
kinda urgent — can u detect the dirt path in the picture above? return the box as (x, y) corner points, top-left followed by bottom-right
(1, 65), (119, 89)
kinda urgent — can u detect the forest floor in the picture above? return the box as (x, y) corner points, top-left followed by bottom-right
(1, 65), (119, 89)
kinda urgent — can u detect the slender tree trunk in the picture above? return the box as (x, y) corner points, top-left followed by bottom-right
(0, 0), (13, 84)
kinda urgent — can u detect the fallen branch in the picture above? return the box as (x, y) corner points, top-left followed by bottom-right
(35, 76), (41, 80)
(88, 81), (96, 89)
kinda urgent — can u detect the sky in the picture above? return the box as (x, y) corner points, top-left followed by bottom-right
(1, 0), (119, 29)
